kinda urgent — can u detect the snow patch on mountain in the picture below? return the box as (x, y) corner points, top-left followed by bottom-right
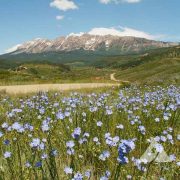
(68, 32), (85, 37)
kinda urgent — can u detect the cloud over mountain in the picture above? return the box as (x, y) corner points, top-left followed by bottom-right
(88, 27), (159, 40)
(5, 44), (22, 53)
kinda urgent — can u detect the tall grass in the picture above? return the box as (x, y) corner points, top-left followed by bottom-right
(0, 83), (119, 95)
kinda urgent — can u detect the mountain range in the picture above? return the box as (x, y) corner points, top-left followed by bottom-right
(4, 34), (178, 56)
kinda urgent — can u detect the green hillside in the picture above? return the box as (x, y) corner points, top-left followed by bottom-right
(0, 46), (179, 85)
(116, 46), (180, 85)
(116, 57), (180, 85)
(0, 63), (111, 85)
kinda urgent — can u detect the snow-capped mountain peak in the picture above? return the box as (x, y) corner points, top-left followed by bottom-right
(6, 33), (176, 55)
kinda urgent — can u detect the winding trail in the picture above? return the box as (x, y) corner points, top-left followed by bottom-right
(110, 73), (120, 82)
(110, 73), (130, 83)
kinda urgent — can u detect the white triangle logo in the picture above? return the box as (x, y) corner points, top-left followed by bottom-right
(140, 138), (172, 163)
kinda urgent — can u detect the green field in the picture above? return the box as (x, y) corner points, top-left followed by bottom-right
(0, 46), (180, 179)
(116, 46), (180, 85)
(0, 85), (179, 179)
(116, 57), (180, 85)
(0, 65), (113, 85)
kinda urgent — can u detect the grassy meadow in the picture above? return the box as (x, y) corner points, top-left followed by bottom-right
(0, 85), (179, 179)
(0, 65), (112, 86)
(116, 57), (180, 85)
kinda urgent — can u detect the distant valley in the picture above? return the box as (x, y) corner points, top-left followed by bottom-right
(0, 34), (179, 85)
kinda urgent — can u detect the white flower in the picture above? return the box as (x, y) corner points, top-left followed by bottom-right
(73, 172), (83, 180)
(82, 112), (86, 117)
(99, 151), (110, 161)
(154, 136), (160, 142)
(163, 116), (169, 121)
(106, 109), (113, 115)
(41, 123), (49, 132)
(83, 133), (90, 137)
(39, 142), (45, 150)
(78, 155), (83, 159)
(72, 127), (81, 139)
(66, 140), (75, 148)
(127, 175), (132, 179)
(41, 153), (48, 159)
(1, 122), (8, 128)
(67, 148), (75, 155)
(154, 144), (164, 153)
(116, 124), (124, 129)
(0, 131), (3, 138)
(169, 154), (176, 161)
(167, 134), (172, 140)
(155, 118), (160, 122)
(84, 170), (91, 178)
(65, 111), (70, 117)
(12, 122), (22, 131)
(4, 151), (11, 158)
(30, 138), (41, 148)
(64, 167), (73, 174)
(113, 136), (120, 143)
(105, 170), (111, 177)
(42, 138), (47, 142)
(168, 127), (173, 132)
(25, 162), (31, 167)
(105, 133), (111, 139)
(37, 115), (42, 119)
(160, 136), (167, 142)
(97, 121), (103, 127)
(93, 137), (99, 142)
(138, 125), (146, 135)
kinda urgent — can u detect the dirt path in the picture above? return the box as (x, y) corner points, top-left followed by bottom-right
(0, 83), (119, 95)
(110, 73), (120, 82)
(110, 73), (130, 83)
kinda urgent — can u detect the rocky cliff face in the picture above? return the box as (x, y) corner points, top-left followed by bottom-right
(8, 34), (177, 55)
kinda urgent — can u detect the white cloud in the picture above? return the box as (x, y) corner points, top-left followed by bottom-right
(68, 27), (162, 40)
(5, 44), (22, 53)
(88, 27), (161, 40)
(56, 15), (64, 20)
(50, 0), (78, 11)
(99, 0), (141, 4)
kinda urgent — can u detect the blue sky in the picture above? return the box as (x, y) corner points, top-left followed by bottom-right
(0, 0), (180, 54)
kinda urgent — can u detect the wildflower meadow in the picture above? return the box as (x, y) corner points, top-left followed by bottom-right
(0, 85), (179, 180)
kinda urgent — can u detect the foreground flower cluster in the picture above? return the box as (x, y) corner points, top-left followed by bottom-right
(0, 85), (179, 179)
